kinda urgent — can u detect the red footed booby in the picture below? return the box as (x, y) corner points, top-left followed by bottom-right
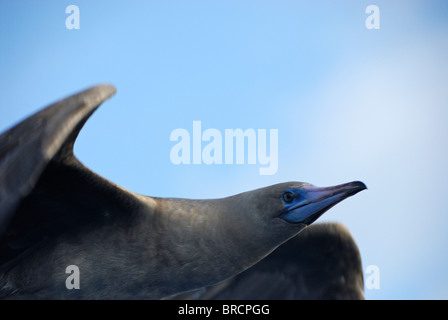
(0, 85), (366, 299)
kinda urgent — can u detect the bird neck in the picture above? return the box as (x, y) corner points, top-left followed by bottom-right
(136, 196), (273, 298)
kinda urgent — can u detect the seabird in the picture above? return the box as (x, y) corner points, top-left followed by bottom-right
(0, 85), (366, 299)
(167, 222), (364, 300)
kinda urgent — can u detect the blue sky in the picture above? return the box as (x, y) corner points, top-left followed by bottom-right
(1, 1), (448, 299)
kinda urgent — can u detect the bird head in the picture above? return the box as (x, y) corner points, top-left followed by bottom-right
(226, 180), (367, 252)
(278, 180), (367, 224)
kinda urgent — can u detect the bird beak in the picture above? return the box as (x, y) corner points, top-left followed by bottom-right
(280, 181), (367, 224)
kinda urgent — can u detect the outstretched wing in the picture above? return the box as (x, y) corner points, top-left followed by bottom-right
(0, 85), (144, 272)
(167, 223), (365, 300)
(0, 85), (116, 235)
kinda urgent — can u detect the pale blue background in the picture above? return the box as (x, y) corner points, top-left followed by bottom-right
(1, 0), (447, 299)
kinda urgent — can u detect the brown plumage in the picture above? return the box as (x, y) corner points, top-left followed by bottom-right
(168, 222), (364, 300)
(0, 85), (366, 299)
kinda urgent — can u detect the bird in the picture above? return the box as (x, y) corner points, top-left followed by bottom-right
(166, 222), (365, 300)
(0, 85), (366, 299)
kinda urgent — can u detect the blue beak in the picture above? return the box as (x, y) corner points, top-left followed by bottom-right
(279, 181), (367, 224)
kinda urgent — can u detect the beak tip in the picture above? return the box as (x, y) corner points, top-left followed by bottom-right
(353, 181), (367, 191)
(345, 181), (367, 198)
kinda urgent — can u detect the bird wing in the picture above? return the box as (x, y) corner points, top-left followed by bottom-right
(167, 223), (365, 300)
(0, 85), (116, 235)
(0, 85), (144, 270)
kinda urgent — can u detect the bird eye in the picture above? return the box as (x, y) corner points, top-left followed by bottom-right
(282, 191), (295, 203)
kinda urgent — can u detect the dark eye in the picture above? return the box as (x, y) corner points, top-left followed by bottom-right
(282, 191), (295, 203)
